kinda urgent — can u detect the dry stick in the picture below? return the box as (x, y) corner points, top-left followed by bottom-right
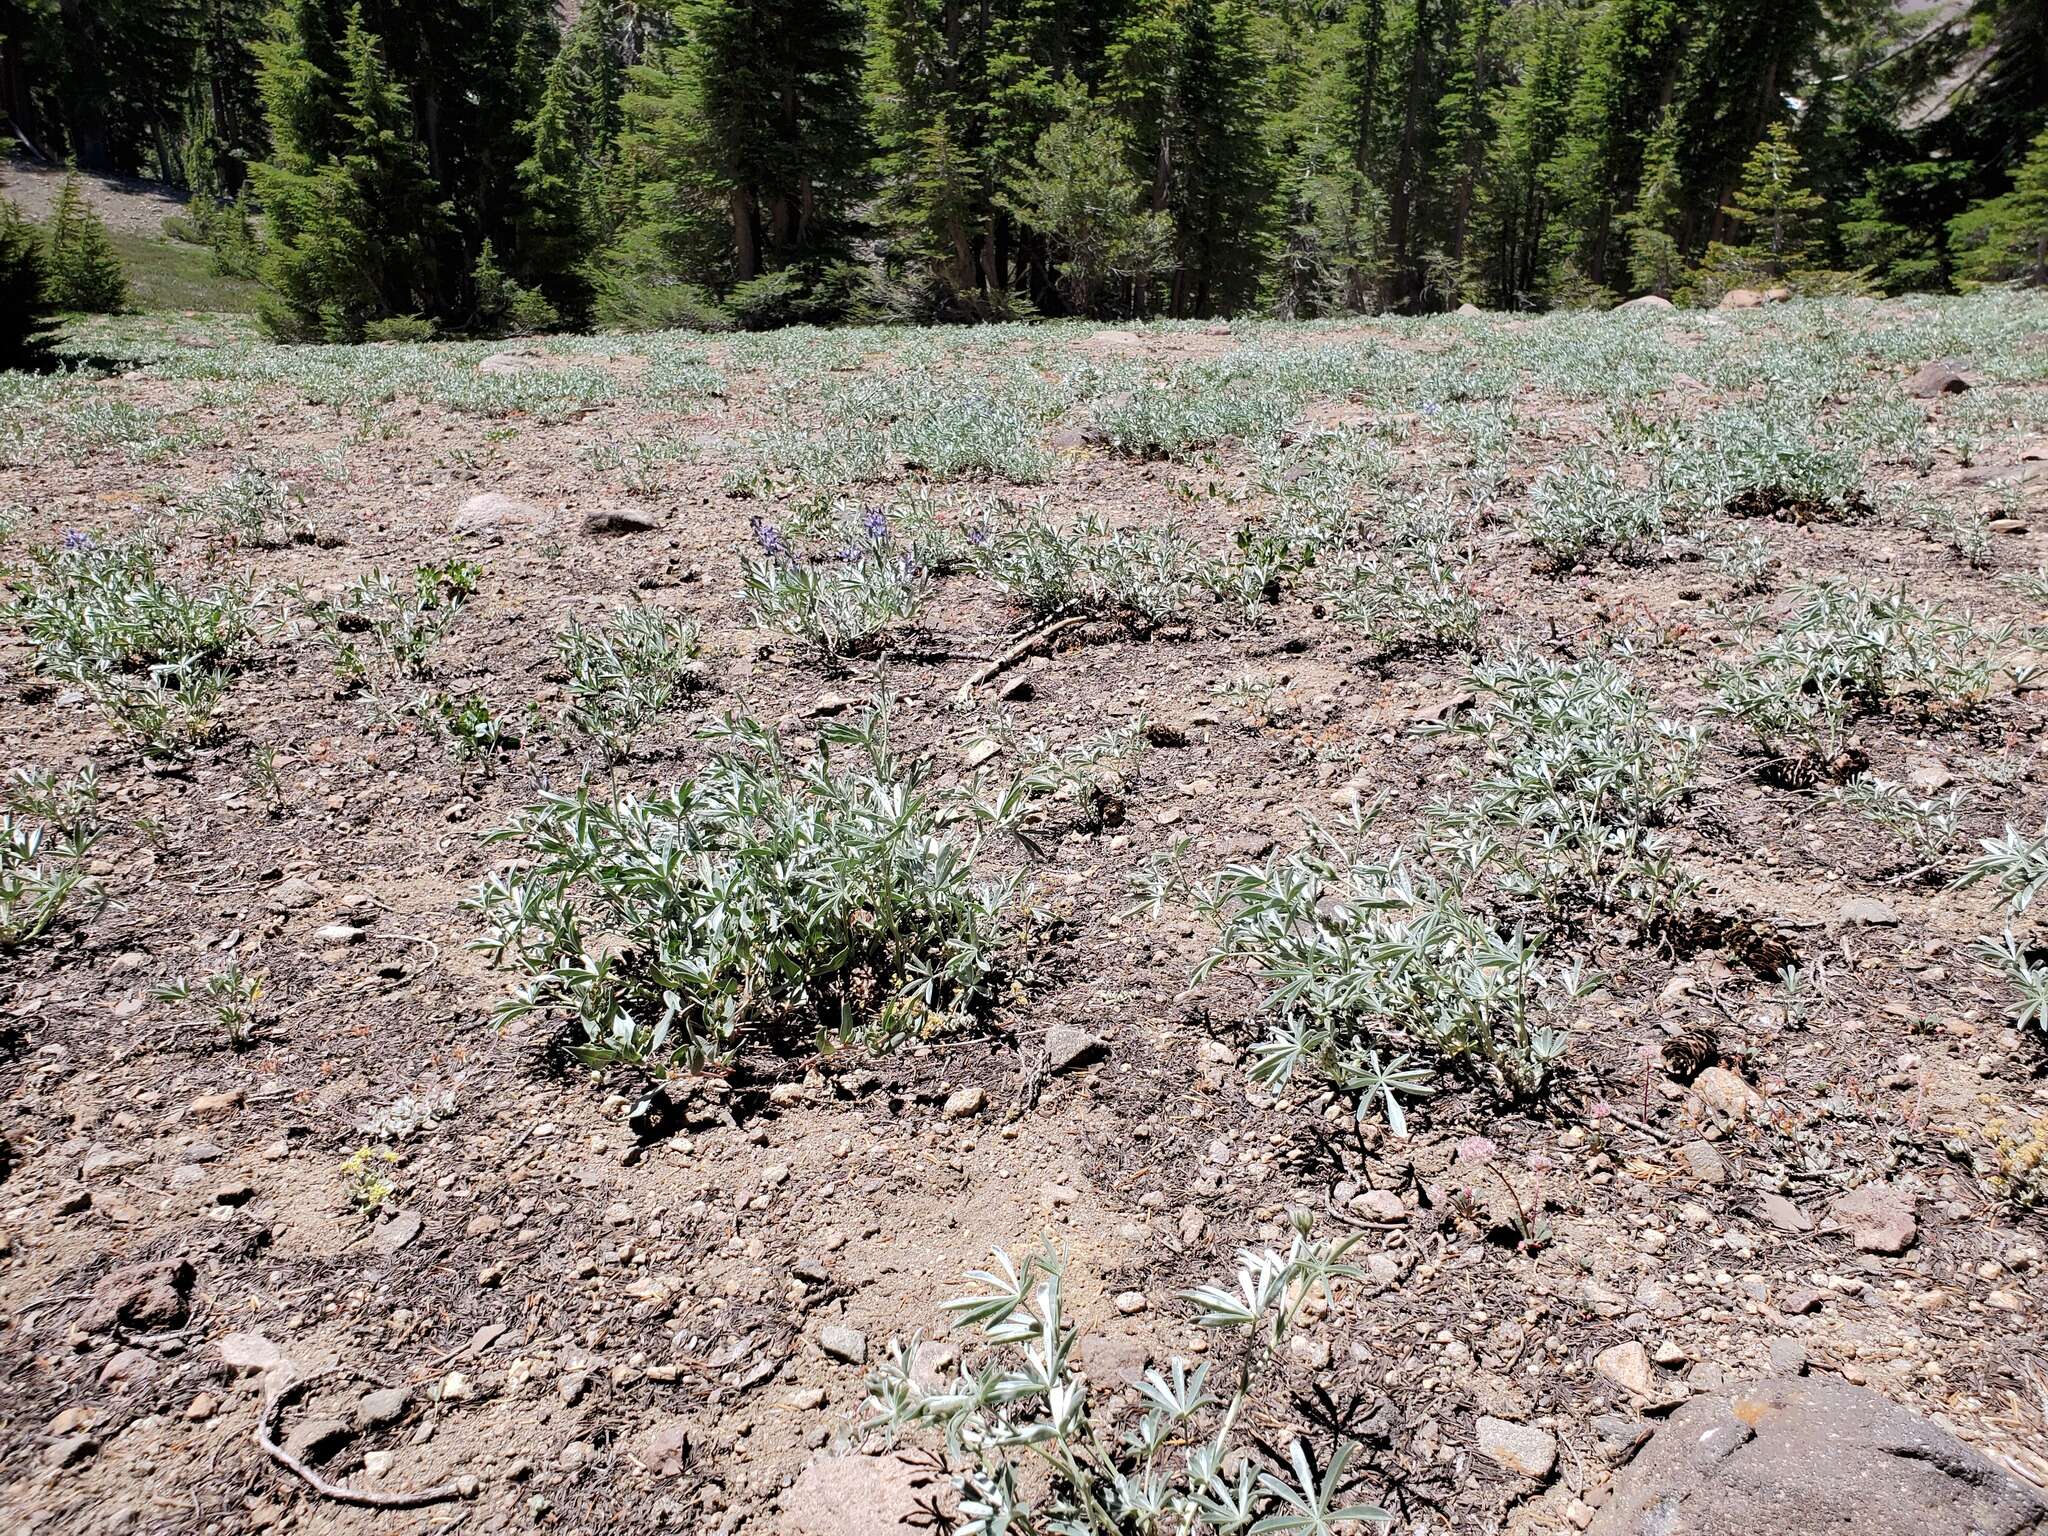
(961, 606), (1085, 691)
(257, 1367), (471, 1510)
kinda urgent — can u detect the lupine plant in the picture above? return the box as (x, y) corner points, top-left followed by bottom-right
(970, 510), (1214, 627)
(5, 530), (257, 758)
(1830, 776), (1964, 858)
(867, 1213), (1389, 1535)
(1957, 825), (2048, 915)
(1706, 584), (2009, 779)
(556, 606), (702, 761)
(1195, 831), (1583, 1109)
(0, 767), (102, 948)
(306, 558), (479, 683)
(1423, 653), (1702, 926)
(471, 703), (1017, 1069)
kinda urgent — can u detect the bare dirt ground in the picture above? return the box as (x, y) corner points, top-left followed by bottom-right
(0, 161), (187, 238)
(1, 297), (2045, 1536)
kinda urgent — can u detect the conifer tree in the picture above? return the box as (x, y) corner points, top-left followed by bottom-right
(1004, 82), (1171, 317)
(1621, 105), (1683, 296)
(1, 201), (59, 369)
(1724, 121), (1825, 280)
(44, 172), (130, 313)
(254, 6), (452, 340)
(1949, 125), (2048, 289)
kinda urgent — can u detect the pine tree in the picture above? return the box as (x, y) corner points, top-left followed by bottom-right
(613, 0), (868, 320)
(1, 200), (59, 369)
(44, 172), (130, 313)
(1621, 105), (1683, 296)
(1949, 125), (2048, 289)
(254, 6), (452, 340)
(1004, 82), (1171, 316)
(1160, 0), (1272, 317)
(1724, 120), (1824, 280)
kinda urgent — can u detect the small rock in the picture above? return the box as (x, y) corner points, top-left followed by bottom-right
(453, 491), (541, 542)
(1905, 360), (1972, 398)
(582, 508), (661, 537)
(1043, 1024), (1107, 1074)
(1476, 1416), (1558, 1479)
(1780, 1288), (1822, 1316)
(941, 1087), (986, 1120)
(1835, 895), (1898, 927)
(1618, 293), (1675, 311)
(282, 1416), (352, 1465)
(187, 1087), (244, 1117)
(372, 1210), (422, 1254)
(214, 1182), (256, 1207)
(1352, 1189), (1407, 1221)
(44, 1435), (96, 1469)
(313, 923), (364, 945)
(1768, 1338), (1808, 1375)
(1753, 1192), (1812, 1233)
(266, 876), (322, 912)
(220, 1331), (283, 1376)
(356, 1387), (409, 1429)
(818, 1325), (867, 1365)
(1594, 1340), (1681, 1406)
(1719, 288), (1764, 310)
(1828, 1182), (1917, 1254)
(185, 1393), (219, 1421)
(1679, 1140), (1727, 1186)
(636, 1417), (693, 1476)
(363, 1450), (395, 1478)
(1690, 1065), (1762, 1123)
(1114, 1291), (1148, 1316)
(78, 1258), (195, 1334)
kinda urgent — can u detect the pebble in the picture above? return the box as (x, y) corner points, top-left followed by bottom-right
(357, 1387), (409, 1428)
(941, 1087), (986, 1119)
(1114, 1291), (1148, 1315)
(1679, 1140), (1727, 1185)
(1043, 1024), (1107, 1074)
(1475, 1416), (1557, 1479)
(818, 1325), (867, 1365)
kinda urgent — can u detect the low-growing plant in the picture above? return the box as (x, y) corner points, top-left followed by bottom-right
(1424, 652), (1702, 926)
(6, 532), (256, 759)
(990, 718), (1151, 838)
(471, 704), (1017, 1069)
(1523, 453), (1667, 569)
(741, 544), (929, 658)
(557, 606), (703, 761)
(1706, 585), (2009, 779)
(971, 510), (1213, 627)
(1957, 824), (2048, 914)
(867, 1215), (1389, 1534)
(308, 559), (478, 682)
(341, 1144), (400, 1212)
(178, 466), (306, 549)
(0, 767), (102, 948)
(359, 1091), (458, 1141)
(1971, 930), (2048, 1035)
(154, 963), (265, 1049)
(1196, 829), (1584, 1108)
(1321, 546), (1480, 659)
(414, 690), (518, 762)
(1972, 1113), (2048, 1210)
(1830, 776), (1964, 858)
(1707, 533), (1776, 596)
(7, 529), (255, 676)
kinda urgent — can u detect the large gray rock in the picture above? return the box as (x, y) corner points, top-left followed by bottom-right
(1587, 1377), (2048, 1536)
(781, 1454), (950, 1535)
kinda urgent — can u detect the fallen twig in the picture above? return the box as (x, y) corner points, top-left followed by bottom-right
(258, 1366), (472, 1510)
(960, 606), (1085, 692)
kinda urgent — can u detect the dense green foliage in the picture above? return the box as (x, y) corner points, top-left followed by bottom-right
(2, 0), (2045, 329)
(0, 200), (58, 367)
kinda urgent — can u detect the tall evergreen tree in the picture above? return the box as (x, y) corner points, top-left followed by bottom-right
(1, 199), (59, 368)
(44, 172), (130, 312)
(614, 0), (867, 320)
(253, 5), (452, 338)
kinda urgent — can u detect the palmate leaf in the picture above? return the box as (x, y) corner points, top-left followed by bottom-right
(1250, 1441), (1390, 1534)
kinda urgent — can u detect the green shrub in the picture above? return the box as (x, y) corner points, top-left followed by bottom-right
(0, 200), (57, 369)
(44, 172), (129, 314)
(471, 705), (1016, 1069)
